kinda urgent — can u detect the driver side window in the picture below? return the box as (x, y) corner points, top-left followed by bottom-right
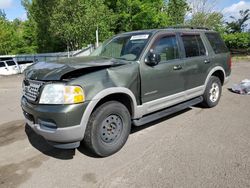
(153, 35), (179, 63)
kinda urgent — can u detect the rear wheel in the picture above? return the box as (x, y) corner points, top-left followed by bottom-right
(202, 76), (222, 108)
(83, 101), (131, 157)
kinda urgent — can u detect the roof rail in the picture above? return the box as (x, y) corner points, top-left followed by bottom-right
(166, 25), (211, 30)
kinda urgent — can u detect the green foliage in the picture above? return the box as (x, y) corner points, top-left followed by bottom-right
(166, 0), (190, 25)
(11, 19), (38, 54)
(0, 12), (38, 55)
(105, 0), (170, 33)
(226, 9), (250, 33)
(51, 0), (115, 51)
(22, 0), (64, 53)
(0, 15), (14, 54)
(0, 0), (195, 55)
(222, 33), (250, 49)
(187, 12), (224, 31)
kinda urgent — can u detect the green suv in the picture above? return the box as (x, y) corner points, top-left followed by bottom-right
(21, 27), (231, 157)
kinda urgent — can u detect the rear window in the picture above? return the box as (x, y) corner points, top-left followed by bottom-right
(0, 62), (6, 67)
(6, 61), (16, 66)
(181, 34), (206, 58)
(205, 33), (229, 54)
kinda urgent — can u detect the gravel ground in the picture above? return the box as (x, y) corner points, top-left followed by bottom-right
(0, 61), (249, 188)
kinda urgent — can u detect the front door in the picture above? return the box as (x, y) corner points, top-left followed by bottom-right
(140, 34), (186, 104)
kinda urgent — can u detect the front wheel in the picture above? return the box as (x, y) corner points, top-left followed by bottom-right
(202, 76), (222, 108)
(83, 101), (131, 157)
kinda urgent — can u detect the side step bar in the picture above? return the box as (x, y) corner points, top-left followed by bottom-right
(133, 96), (203, 126)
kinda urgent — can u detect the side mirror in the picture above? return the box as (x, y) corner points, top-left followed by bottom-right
(145, 52), (161, 66)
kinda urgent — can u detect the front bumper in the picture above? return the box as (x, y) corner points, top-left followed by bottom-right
(21, 96), (88, 145)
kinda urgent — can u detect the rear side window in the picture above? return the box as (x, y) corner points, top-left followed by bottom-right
(181, 34), (206, 58)
(153, 35), (179, 63)
(205, 33), (229, 54)
(0, 62), (6, 67)
(6, 61), (16, 66)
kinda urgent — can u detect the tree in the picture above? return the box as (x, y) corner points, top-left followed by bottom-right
(226, 9), (250, 33)
(22, 0), (64, 53)
(0, 12), (15, 55)
(10, 19), (38, 54)
(186, 0), (224, 31)
(50, 0), (115, 51)
(0, 9), (6, 19)
(188, 0), (218, 14)
(187, 12), (224, 30)
(166, 0), (190, 25)
(105, 0), (170, 33)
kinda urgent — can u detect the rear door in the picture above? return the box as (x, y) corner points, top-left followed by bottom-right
(179, 33), (209, 90)
(6, 60), (20, 74)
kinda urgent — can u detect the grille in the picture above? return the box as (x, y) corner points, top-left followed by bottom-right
(23, 79), (44, 102)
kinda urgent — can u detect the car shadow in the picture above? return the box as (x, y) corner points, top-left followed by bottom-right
(26, 108), (193, 159)
(25, 125), (76, 160)
(77, 144), (100, 158)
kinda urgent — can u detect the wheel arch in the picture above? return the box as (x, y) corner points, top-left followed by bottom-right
(79, 87), (138, 140)
(204, 66), (226, 92)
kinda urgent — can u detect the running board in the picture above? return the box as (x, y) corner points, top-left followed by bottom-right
(133, 96), (203, 126)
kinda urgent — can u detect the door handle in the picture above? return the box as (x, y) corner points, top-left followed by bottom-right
(173, 65), (182, 70)
(204, 59), (210, 64)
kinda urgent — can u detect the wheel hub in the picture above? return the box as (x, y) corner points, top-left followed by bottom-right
(209, 82), (220, 102)
(100, 115), (123, 143)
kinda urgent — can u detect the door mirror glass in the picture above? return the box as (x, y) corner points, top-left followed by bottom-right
(145, 51), (161, 66)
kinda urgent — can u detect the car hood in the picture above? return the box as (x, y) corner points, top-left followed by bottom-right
(25, 56), (128, 81)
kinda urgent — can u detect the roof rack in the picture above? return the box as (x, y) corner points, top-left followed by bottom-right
(166, 25), (211, 30)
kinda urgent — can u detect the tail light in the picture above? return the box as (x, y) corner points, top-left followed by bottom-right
(228, 55), (232, 70)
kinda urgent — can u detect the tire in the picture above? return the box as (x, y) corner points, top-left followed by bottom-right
(202, 76), (222, 108)
(83, 101), (131, 157)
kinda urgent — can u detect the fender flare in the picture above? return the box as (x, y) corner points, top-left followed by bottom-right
(78, 87), (138, 140)
(203, 66), (225, 93)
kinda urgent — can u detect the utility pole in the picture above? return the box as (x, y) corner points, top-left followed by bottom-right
(96, 26), (99, 48)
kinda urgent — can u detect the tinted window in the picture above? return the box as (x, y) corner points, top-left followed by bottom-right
(0, 62), (6, 68)
(182, 34), (206, 57)
(6, 61), (16, 66)
(153, 35), (179, 62)
(205, 33), (229, 54)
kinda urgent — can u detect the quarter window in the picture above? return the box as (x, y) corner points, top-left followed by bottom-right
(153, 35), (179, 62)
(182, 34), (206, 57)
(205, 33), (229, 54)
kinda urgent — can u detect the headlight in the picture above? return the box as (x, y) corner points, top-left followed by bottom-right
(39, 84), (85, 104)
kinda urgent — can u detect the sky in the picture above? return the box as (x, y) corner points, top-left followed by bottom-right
(0, 0), (250, 23)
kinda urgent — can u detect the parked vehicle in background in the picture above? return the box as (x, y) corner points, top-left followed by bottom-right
(18, 60), (34, 73)
(0, 57), (35, 75)
(0, 58), (20, 75)
(5, 59), (20, 74)
(21, 26), (231, 157)
(0, 61), (9, 75)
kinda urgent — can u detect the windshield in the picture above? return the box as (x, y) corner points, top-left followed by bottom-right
(91, 33), (151, 61)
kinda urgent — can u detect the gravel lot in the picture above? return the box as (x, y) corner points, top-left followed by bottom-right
(0, 61), (250, 188)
